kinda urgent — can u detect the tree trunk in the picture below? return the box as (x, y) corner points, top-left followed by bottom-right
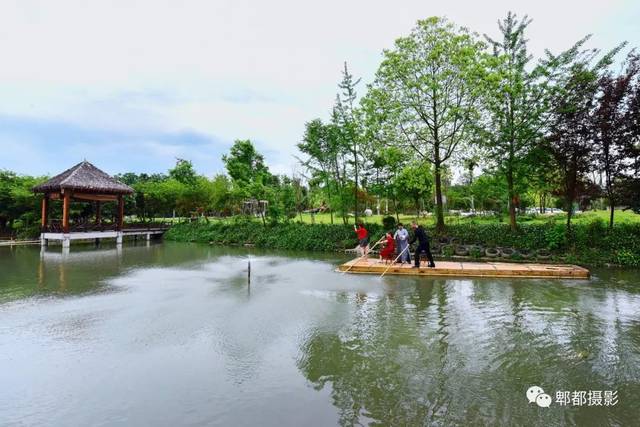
(326, 177), (334, 225)
(609, 196), (615, 228)
(354, 147), (359, 225)
(605, 167), (614, 228)
(507, 169), (517, 231)
(565, 164), (577, 230)
(434, 161), (445, 232)
(393, 197), (399, 223)
(564, 178), (575, 231)
(341, 162), (348, 224)
(539, 193), (543, 214)
(566, 194), (573, 229)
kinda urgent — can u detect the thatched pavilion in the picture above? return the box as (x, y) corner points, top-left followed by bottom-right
(32, 161), (166, 249)
(33, 161), (133, 233)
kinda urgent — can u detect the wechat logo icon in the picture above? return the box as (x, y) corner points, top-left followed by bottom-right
(527, 386), (552, 408)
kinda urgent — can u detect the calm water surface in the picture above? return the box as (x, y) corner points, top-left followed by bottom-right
(1, 242), (639, 426)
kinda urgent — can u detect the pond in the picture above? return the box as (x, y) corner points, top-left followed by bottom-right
(1, 242), (639, 426)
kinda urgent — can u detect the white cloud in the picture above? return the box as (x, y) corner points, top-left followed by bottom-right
(0, 0), (637, 175)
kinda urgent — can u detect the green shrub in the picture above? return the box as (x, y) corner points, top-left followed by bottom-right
(614, 249), (639, 267)
(382, 216), (396, 230)
(469, 246), (483, 258)
(164, 221), (640, 266)
(16, 224), (41, 239)
(545, 225), (566, 250)
(441, 245), (454, 257)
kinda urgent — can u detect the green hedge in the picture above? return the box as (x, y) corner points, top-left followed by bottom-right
(164, 221), (640, 267)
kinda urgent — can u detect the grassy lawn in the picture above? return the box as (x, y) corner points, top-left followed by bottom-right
(295, 209), (640, 226)
(148, 209), (640, 227)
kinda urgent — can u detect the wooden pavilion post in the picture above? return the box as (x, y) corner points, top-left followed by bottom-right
(117, 195), (124, 231)
(40, 194), (49, 231)
(62, 191), (70, 233)
(95, 201), (102, 225)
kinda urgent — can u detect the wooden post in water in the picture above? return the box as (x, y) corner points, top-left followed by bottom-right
(247, 260), (251, 286)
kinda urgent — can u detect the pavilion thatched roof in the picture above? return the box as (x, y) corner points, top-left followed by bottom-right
(33, 161), (134, 195)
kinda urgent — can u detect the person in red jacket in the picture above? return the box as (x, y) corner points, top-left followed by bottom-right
(354, 223), (369, 257)
(379, 232), (396, 263)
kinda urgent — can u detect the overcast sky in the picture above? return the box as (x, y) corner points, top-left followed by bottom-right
(0, 0), (638, 178)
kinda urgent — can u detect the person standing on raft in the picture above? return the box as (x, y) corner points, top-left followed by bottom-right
(410, 221), (435, 268)
(354, 223), (369, 257)
(393, 223), (411, 264)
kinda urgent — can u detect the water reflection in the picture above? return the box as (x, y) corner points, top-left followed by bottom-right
(1, 243), (639, 425)
(298, 276), (640, 426)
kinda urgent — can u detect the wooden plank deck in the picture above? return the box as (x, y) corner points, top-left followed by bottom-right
(338, 258), (590, 279)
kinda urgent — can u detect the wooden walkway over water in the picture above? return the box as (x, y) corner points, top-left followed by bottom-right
(41, 226), (169, 248)
(338, 258), (590, 279)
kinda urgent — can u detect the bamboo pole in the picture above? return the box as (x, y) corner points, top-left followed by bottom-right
(341, 235), (386, 275)
(380, 244), (411, 278)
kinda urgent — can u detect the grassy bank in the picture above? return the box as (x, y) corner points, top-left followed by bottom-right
(292, 209), (640, 226)
(165, 220), (640, 267)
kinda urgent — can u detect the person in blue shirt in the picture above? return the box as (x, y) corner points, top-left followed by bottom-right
(393, 223), (411, 264)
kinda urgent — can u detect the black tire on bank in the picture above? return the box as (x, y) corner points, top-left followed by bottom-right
(441, 244), (454, 257)
(519, 248), (533, 259)
(537, 249), (552, 260)
(455, 245), (469, 256)
(501, 248), (516, 258)
(485, 247), (500, 257)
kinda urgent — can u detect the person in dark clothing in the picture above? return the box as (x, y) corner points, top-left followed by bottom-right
(409, 221), (435, 268)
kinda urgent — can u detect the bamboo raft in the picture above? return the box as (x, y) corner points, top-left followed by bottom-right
(338, 258), (590, 279)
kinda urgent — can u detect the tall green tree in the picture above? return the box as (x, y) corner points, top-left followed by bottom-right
(0, 171), (45, 230)
(209, 174), (232, 214)
(481, 12), (548, 230)
(222, 139), (272, 187)
(333, 62), (363, 224)
(393, 163), (433, 217)
(298, 119), (340, 223)
(363, 17), (486, 232)
(592, 52), (640, 227)
(368, 146), (406, 221)
(545, 37), (624, 228)
(223, 139), (274, 225)
(169, 158), (198, 186)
